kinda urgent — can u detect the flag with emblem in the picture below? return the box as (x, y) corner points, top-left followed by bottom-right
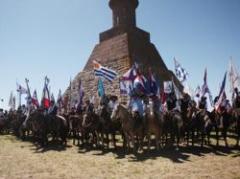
(174, 58), (188, 83)
(93, 60), (118, 82)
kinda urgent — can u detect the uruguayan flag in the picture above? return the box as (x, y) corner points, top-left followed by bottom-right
(93, 60), (118, 82)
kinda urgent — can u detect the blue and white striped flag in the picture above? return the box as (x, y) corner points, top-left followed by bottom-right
(174, 58), (188, 83)
(93, 60), (118, 82)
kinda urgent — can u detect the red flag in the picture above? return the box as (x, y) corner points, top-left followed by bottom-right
(32, 90), (39, 107)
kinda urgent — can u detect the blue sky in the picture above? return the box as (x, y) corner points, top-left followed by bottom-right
(0, 0), (240, 109)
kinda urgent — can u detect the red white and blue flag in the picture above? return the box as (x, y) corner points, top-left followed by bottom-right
(215, 72), (227, 111)
(146, 68), (158, 96)
(120, 64), (138, 95)
(41, 76), (50, 108)
(93, 60), (118, 82)
(31, 90), (39, 107)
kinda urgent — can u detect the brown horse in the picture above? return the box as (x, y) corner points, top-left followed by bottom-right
(111, 104), (144, 153)
(144, 99), (163, 151)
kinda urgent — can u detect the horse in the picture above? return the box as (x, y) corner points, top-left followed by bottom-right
(81, 110), (101, 148)
(22, 110), (68, 146)
(68, 114), (83, 146)
(191, 109), (210, 147)
(111, 104), (144, 153)
(144, 99), (163, 151)
(232, 108), (240, 147)
(209, 108), (234, 147)
(162, 109), (184, 148)
(98, 104), (121, 149)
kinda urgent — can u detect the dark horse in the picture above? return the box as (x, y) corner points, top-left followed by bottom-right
(81, 110), (101, 147)
(21, 110), (68, 146)
(98, 104), (121, 149)
(232, 108), (240, 147)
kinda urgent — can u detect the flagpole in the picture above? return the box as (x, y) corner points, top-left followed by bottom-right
(68, 77), (72, 112)
(18, 91), (21, 108)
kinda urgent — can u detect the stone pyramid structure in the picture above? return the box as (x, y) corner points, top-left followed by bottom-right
(64, 0), (181, 108)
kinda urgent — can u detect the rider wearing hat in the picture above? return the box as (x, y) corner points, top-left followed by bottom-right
(234, 88), (240, 108)
(198, 96), (207, 110)
(48, 100), (58, 116)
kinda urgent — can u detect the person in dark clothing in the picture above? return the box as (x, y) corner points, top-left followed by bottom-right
(48, 100), (58, 116)
(198, 96), (207, 110)
(83, 100), (94, 113)
(234, 88), (240, 108)
(166, 92), (177, 111)
(180, 93), (191, 112)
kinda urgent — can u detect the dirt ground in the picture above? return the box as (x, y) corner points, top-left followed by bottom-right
(0, 135), (239, 179)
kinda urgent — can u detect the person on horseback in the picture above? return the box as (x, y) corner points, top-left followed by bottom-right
(233, 87), (240, 109)
(83, 99), (94, 113)
(198, 96), (207, 110)
(48, 100), (58, 116)
(128, 73), (146, 126)
(166, 92), (177, 111)
(108, 95), (118, 113)
(0, 109), (4, 119)
(180, 92), (191, 112)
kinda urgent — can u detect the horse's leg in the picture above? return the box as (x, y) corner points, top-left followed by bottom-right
(216, 126), (219, 146)
(147, 133), (151, 152)
(223, 128), (228, 148)
(201, 128), (205, 148)
(112, 132), (117, 149)
(106, 132), (110, 149)
(191, 129), (195, 146)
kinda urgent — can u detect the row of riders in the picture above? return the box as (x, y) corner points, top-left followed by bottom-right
(0, 87), (240, 152)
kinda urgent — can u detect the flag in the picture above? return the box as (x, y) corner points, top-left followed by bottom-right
(41, 76), (50, 108)
(97, 78), (105, 97)
(57, 89), (63, 108)
(51, 93), (55, 103)
(93, 60), (118, 82)
(195, 85), (201, 97)
(133, 74), (147, 94)
(16, 83), (28, 94)
(201, 68), (210, 97)
(172, 80), (182, 100)
(25, 78), (32, 107)
(174, 58), (188, 83)
(120, 64), (138, 95)
(164, 81), (173, 94)
(31, 90), (39, 107)
(8, 92), (16, 110)
(218, 72), (227, 97)
(78, 80), (84, 109)
(146, 68), (158, 96)
(215, 72), (227, 111)
(229, 59), (240, 92)
(122, 64), (138, 81)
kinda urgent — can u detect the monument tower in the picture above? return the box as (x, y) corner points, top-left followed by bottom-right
(65, 0), (180, 106)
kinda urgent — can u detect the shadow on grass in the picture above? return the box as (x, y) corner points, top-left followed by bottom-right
(75, 140), (239, 163)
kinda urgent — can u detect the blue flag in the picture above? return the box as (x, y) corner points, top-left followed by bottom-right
(98, 78), (105, 97)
